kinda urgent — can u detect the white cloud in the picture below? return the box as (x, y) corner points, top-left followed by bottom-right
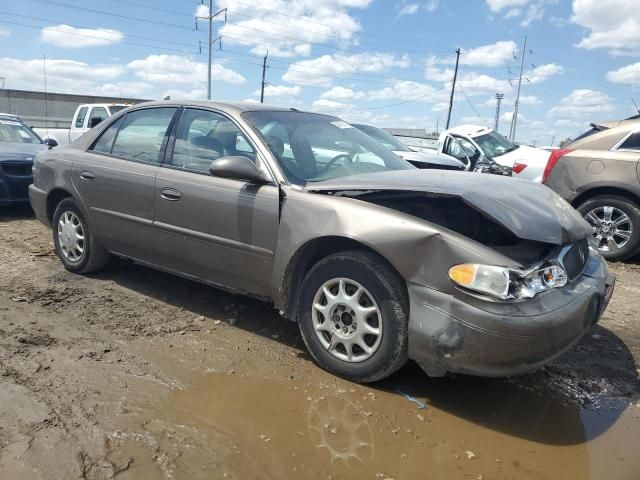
(367, 80), (441, 102)
(320, 86), (365, 100)
(40, 24), (123, 48)
(486, 0), (529, 12)
(254, 84), (301, 98)
(0, 27), (10, 38)
(456, 73), (511, 95)
(195, 4), (210, 17)
(398, 3), (419, 16)
(311, 98), (350, 112)
(572, 0), (640, 55)
(548, 89), (615, 119)
(98, 82), (151, 98)
(488, 0), (548, 26)
(282, 52), (410, 86)
(426, 0), (439, 12)
(217, 0), (372, 57)
(127, 54), (245, 86)
(0, 57), (124, 93)
(606, 62), (640, 86)
(431, 41), (517, 68)
(161, 87), (207, 100)
(526, 63), (563, 83)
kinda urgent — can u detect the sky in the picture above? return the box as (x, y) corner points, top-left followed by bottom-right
(1, 0), (639, 145)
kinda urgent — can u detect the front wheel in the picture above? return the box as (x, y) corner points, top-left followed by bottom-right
(297, 251), (409, 383)
(577, 195), (640, 261)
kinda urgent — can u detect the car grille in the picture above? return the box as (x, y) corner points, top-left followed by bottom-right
(1, 162), (32, 177)
(560, 239), (589, 280)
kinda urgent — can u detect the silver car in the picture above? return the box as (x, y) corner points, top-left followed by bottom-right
(29, 101), (614, 382)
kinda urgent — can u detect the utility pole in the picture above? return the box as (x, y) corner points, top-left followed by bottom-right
(196, 2), (226, 100)
(445, 48), (461, 129)
(509, 36), (527, 142)
(260, 52), (268, 103)
(494, 92), (504, 132)
(550, 135), (555, 147)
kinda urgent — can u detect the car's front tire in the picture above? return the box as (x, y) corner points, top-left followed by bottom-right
(577, 195), (640, 261)
(297, 250), (409, 383)
(52, 198), (110, 274)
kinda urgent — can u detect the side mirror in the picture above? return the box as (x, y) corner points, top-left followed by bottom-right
(44, 138), (58, 148)
(89, 117), (102, 128)
(209, 156), (270, 183)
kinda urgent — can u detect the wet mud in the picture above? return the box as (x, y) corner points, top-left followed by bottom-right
(1, 206), (639, 479)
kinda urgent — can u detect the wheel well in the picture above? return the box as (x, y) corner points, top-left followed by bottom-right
(282, 236), (406, 321)
(572, 186), (640, 208)
(46, 189), (72, 223)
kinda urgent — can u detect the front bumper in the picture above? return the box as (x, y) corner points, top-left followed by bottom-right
(408, 250), (615, 377)
(0, 162), (33, 206)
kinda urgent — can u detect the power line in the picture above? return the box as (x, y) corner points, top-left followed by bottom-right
(24, 0), (194, 30)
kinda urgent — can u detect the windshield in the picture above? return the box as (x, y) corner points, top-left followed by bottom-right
(0, 119), (43, 144)
(472, 131), (518, 157)
(243, 111), (413, 185)
(352, 124), (410, 152)
(108, 105), (128, 115)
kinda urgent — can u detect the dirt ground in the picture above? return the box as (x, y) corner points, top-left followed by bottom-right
(1, 206), (639, 480)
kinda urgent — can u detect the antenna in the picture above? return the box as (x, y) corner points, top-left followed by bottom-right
(43, 55), (49, 137)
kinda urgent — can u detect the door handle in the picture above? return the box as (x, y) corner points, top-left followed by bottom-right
(79, 171), (95, 181)
(160, 188), (182, 201)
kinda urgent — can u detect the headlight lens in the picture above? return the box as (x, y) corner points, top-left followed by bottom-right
(449, 263), (567, 300)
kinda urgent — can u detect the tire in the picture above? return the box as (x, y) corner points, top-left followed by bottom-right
(577, 195), (640, 261)
(297, 250), (409, 383)
(52, 198), (110, 274)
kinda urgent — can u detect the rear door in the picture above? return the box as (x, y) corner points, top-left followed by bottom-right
(154, 107), (279, 297)
(72, 106), (178, 262)
(69, 106), (88, 141)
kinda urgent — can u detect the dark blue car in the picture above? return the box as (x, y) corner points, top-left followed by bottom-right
(0, 114), (50, 206)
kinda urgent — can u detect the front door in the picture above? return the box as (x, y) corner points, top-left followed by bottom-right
(154, 108), (280, 297)
(72, 106), (178, 262)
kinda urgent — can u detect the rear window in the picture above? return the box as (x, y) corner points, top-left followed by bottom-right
(619, 132), (640, 150)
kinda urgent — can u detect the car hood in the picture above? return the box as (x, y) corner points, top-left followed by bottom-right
(393, 149), (465, 169)
(0, 142), (47, 162)
(493, 144), (549, 167)
(307, 169), (592, 245)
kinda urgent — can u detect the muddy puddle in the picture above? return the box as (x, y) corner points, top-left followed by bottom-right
(106, 368), (640, 480)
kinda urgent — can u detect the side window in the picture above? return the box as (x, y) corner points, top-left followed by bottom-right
(110, 108), (176, 163)
(619, 132), (640, 151)
(75, 107), (88, 128)
(91, 116), (123, 154)
(172, 109), (255, 173)
(88, 107), (109, 129)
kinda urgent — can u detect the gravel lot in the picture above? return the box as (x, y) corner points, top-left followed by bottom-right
(1, 206), (639, 479)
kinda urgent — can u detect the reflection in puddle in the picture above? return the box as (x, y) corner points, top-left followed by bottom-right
(108, 372), (640, 479)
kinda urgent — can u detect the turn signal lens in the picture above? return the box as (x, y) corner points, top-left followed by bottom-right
(448, 264), (476, 286)
(448, 264), (510, 299)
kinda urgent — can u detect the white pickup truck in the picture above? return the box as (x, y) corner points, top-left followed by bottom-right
(432, 125), (551, 182)
(34, 103), (129, 146)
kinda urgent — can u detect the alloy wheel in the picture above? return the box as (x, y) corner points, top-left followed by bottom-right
(584, 205), (632, 252)
(57, 211), (85, 262)
(311, 278), (383, 363)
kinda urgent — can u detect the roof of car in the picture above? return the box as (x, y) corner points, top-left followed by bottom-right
(133, 100), (298, 114)
(0, 112), (20, 120)
(445, 124), (493, 137)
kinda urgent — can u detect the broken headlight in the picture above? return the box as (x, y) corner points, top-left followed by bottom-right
(449, 263), (567, 300)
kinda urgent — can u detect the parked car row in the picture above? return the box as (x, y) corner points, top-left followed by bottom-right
(27, 100), (615, 383)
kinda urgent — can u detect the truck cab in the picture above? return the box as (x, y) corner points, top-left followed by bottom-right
(70, 104), (129, 142)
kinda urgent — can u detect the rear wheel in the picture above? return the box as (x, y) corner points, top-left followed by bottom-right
(52, 198), (110, 274)
(577, 195), (640, 261)
(297, 251), (409, 383)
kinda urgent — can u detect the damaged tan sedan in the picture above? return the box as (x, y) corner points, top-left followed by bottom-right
(29, 101), (615, 382)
